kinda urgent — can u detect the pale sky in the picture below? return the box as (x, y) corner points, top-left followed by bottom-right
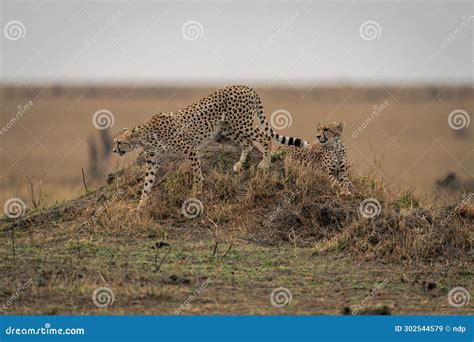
(1, 0), (472, 86)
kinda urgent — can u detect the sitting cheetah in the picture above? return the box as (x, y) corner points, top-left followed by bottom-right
(276, 121), (355, 196)
(112, 85), (308, 206)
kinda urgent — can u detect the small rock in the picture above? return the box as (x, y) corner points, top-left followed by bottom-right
(106, 173), (116, 185)
(341, 307), (352, 315)
(401, 274), (409, 283)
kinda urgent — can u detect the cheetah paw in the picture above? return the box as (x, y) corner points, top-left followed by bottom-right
(340, 190), (353, 198)
(257, 160), (270, 170)
(191, 185), (203, 197)
(135, 197), (147, 211)
(233, 162), (243, 173)
(131, 206), (142, 214)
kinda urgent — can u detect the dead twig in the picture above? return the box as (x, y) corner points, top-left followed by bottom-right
(210, 241), (233, 260)
(24, 171), (43, 209)
(10, 226), (16, 262)
(207, 218), (220, 259)
(81, 168), (89, 193)
(211, 240), (219, 258)
(221, 243), (233, 259)
(153, 241), (171, 272)
(206, 217), (233, 260)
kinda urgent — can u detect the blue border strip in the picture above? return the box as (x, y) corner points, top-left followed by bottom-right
(0, 316), (472, 341)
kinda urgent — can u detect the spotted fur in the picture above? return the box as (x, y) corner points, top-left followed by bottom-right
(112, 85), (308, 206)
(277, 121), (354, 196)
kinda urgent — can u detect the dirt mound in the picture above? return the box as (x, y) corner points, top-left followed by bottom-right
(2, 140), (472, 264)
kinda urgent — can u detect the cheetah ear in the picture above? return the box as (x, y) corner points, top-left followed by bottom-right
(337, 122), (345, 133)
(122, 128), (128, 132)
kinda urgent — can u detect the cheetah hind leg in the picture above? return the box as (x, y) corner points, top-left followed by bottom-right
(254, 128), (271, 170)
(217, 124), (251, 173)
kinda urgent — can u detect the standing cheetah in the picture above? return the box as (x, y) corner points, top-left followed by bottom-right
(276, 121), (355, 196)
(112, 85), (307, 206)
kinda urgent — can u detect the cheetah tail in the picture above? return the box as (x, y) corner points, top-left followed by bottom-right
(254, 93), (308, 148)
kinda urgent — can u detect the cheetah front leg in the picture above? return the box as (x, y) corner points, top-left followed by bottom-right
(327, 172), (342, 192)
(338, 177), (353, 196)
(187, 147), (203, 196)
(337, 160), (355, 196)
(338, 174), (355, 196)
(327, 167), (352, 197)
(138, 152), (158, 207)
(337, 149), (354, 196)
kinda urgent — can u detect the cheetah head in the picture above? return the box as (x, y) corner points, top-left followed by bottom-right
(112, 128), (141, 156)
(315, 121), (344, 146)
